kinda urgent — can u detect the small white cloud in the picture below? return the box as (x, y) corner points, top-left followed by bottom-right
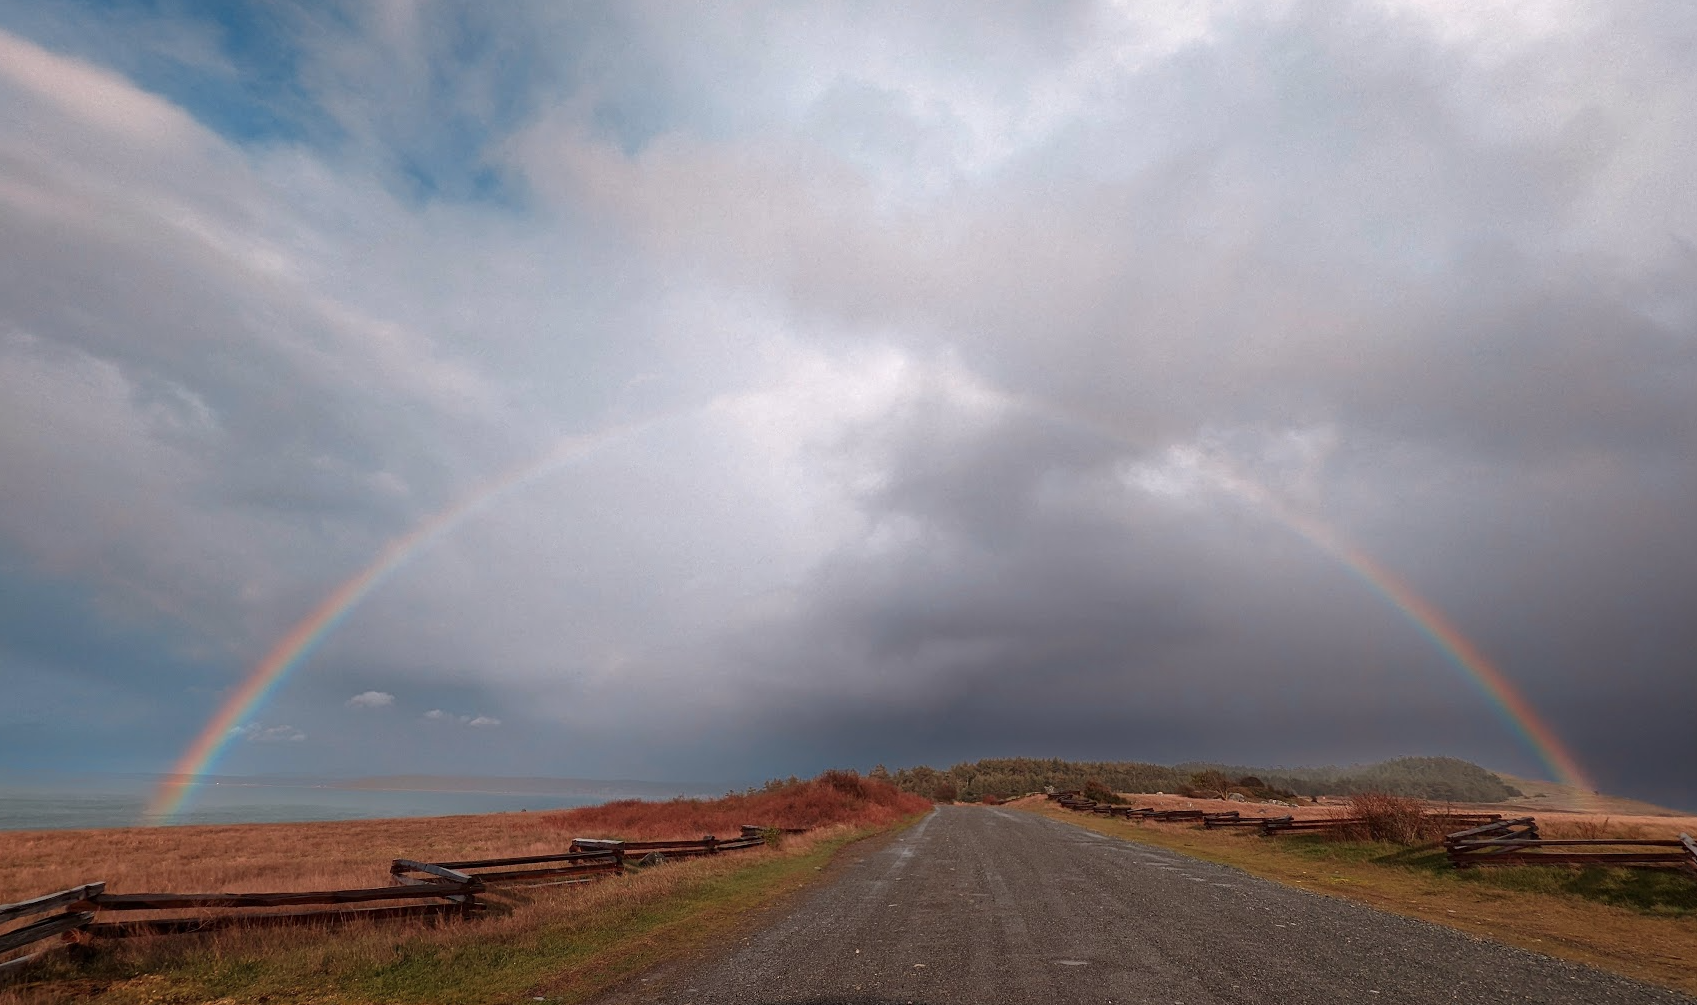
(346, 690), (395, 708)
(421, 709), (501, 726)
(229, 722), (306, 743)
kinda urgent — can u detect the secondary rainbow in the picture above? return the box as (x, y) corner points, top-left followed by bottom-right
(144, 421), (663, 822)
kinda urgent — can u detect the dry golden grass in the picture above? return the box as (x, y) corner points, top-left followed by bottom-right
(0, 812), (561, 903)
(0, 770), (928, 903)
(0, 773), (932, 1004)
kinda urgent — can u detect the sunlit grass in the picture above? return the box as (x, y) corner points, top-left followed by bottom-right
(0, 774), (931, 1004)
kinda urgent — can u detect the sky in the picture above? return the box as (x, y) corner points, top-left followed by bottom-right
(1, 1), (1693, 809)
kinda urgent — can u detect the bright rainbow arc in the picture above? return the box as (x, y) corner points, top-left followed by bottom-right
(997, 396), (1594, 796)
(149, 392), (1593, 821)
(1153, 446), (1594, 794)
(144, 419), (667, 822)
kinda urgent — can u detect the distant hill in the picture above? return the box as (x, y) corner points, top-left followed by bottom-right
(886, 756), (1522, 803)
(1184, 757), (1524, 802)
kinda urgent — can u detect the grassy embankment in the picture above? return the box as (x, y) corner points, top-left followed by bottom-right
(0, 772), (931, 1005)
(1016, 794), (1697, 995)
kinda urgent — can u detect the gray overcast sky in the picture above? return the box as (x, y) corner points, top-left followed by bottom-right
(1, 1), (1693, 808)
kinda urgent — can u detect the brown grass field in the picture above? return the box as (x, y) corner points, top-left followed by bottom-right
(1017, 792), (1697, 995)
(0, 772), (931, 1004)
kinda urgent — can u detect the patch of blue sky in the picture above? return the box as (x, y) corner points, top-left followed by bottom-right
(372, 6), (544, 206)
(0, 0), (319, 145)
(0, 1), (546, 209)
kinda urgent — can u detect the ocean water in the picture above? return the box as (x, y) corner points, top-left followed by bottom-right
(0, 782), (605, 831)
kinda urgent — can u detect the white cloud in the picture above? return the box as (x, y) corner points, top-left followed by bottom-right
(421, 709), (500, 727)
(2, 3), (1694, 802)
(228, 723), (307, 743)
(0, 29), (203, 147)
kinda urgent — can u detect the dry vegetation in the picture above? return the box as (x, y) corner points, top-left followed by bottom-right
(0, 770), (924, 903)
(1033, 788), (1697, 838)
(0, 772), (931, 1004)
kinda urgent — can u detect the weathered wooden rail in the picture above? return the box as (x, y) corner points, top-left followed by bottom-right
(404, 850), (623, 886)
(1049, 793), (1514, 839)
(1445, 818), (1697, 871)
(1, 826), (792, 983)
(0, 884), (103, 979)
(568, 833), (766, 864)
(1054, 799), (1694, 877)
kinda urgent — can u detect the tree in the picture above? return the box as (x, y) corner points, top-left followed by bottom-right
(1188, 770), (1231, 800)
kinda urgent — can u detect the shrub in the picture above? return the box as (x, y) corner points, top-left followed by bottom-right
(1346, 791), (1430, 844)
(933, 781), (959, 803)
(1082, 778), (1123, 805)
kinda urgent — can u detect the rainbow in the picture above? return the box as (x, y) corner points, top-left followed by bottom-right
(999, 397), (1594, 794)
(144, 419), (666, 822)
(1191, 452), (1592, 791)
(148, 391), (1592, 821)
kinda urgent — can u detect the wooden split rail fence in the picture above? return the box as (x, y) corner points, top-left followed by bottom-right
(1, 825), (792, 983)
(1445, 818), (1697, 871)
(1047, 794), (1697, 878)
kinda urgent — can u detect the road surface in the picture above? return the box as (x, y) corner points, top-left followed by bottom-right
(593, 805), (1693, 1004)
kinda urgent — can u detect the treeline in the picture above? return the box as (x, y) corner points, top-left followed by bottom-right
(1194, 757), (1523, 802)
(880, 756), (1521, 804)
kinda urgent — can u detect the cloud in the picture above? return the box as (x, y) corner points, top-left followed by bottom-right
(421, 710), (499, 727)
(1, 3), (1695, 809)
(229, 723), (307, 744)
(345, 690), (395, 708)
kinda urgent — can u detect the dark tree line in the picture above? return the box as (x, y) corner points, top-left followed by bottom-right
(884, 756), (1521, 804)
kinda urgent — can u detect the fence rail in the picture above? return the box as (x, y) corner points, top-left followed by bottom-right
(0, 884), (104, 979)
(569, 834), (764, 863)
(1049, 796), (1697, 881)
(1, 824), (794, 985)
(1445, 819), (1697, 870)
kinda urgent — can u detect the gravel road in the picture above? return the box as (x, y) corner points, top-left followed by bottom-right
(592, 805), (1693, 1005)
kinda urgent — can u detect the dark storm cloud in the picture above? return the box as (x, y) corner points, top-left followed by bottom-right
(1, 2), (1693, 807)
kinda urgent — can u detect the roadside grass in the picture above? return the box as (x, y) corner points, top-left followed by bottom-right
(1239, 830), (1697, 915)
(1017, 799), (1697, 996)
(4, 826), (884, 1005)
(0, 774), (931, 1004)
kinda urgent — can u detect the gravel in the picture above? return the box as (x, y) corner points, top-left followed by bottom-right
(588, 804), (1695, 1005)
